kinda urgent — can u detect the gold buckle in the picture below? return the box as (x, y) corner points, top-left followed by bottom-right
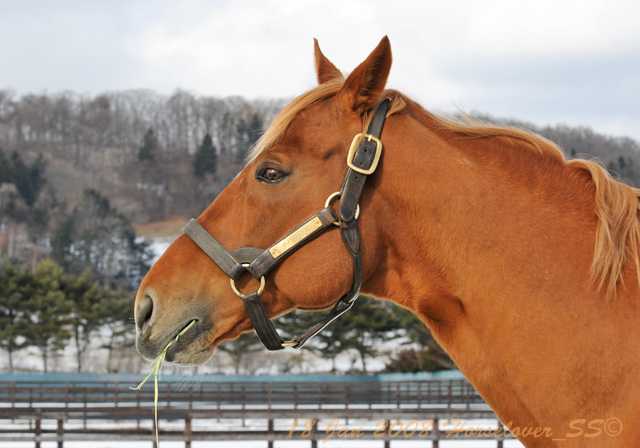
(346, 133), (383, 175)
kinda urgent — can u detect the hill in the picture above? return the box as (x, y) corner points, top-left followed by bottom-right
(0, 88), (638, 239)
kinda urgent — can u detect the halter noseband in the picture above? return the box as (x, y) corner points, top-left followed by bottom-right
(183, 99), (391, 350)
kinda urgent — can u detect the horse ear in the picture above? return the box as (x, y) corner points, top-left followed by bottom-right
(314, 38), (342, 84)
(339, 36), (392, 113)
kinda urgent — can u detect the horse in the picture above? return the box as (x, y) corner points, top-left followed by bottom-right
(133, 37), (640, 447)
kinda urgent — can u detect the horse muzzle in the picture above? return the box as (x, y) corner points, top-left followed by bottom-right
(134, 292), (215, 364)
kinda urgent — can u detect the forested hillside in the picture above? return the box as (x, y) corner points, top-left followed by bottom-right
(1, 89), (638, 230)
(0, 89), (281, 224)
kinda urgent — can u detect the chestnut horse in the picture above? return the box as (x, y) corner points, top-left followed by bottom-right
(134, 37), (640, 447)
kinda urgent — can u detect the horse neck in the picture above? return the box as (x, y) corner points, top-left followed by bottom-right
(364, 111), (640, 443)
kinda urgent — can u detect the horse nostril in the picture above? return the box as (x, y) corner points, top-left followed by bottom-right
(136, 294), (154, 331)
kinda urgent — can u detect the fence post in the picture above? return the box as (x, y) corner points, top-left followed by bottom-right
(185, 415), (192, 448)
(432, 418), (439, 448)
(384, 419), (391, 448)
(83, 388), (87, 430)
(34, 414), (41, 448)
(310, 418), (318, 448)
(497, 421), (504, 448)
(57, 418), (64, 448)
(268, 418), (274, 448)
(136, 388), (141, 430)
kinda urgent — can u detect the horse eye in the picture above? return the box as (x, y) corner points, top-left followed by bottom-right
(256, 166), (288, 183)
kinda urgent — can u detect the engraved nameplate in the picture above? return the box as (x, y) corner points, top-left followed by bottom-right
(269, 216), (323, 258)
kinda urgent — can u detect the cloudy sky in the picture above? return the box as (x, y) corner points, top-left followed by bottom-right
(2, 0), (638, 139)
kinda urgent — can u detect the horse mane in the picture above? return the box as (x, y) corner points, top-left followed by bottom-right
(402, 96), (640, 298)
(250, 80), (640, 298)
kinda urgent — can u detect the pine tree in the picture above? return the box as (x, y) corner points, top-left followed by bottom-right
(100, 288), (134, 373)
(22, 259), (72, 372)
(51, 215), (75, 270)
(62, 270), (106, 372)
(278, 299), (404, 374)
(56, 189), (153, 287)
(193, 133), (217, 178)
(8, 151), (46, 207)
(0, 149), (11, 183)
(137, 128), (158, 162)
(0, 260), (31, 371)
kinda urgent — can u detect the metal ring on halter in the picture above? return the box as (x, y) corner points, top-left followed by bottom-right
(229, 263), (266, 299)
(324, 191), (360, 225)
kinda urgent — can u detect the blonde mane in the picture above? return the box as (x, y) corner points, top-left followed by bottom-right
(419, 106), (640, 298)
(250, 80), (640, 298)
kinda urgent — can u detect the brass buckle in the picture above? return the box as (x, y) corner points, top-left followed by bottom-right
(346, 133), (383, 175)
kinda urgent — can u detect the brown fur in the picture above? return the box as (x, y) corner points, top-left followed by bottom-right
(135, 38), (640, 447)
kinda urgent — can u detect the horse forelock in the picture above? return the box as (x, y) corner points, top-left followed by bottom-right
(247, 82), (407, 163)
(247, 79), (344, 163)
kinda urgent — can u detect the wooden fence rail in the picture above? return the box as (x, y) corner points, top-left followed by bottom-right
(0, 377), (516, 447)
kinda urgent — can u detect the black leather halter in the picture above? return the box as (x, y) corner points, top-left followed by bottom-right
(183, 99), (391, 350)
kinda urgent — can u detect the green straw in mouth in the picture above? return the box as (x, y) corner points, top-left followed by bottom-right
(131, 319), (197, 447)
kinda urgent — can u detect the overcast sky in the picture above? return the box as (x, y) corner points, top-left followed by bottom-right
(2, 0), (638, 139)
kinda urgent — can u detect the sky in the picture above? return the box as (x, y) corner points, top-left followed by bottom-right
(1, 0), (638, 139)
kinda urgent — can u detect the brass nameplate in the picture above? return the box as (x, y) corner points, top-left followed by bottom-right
(269, 217), (323, 258)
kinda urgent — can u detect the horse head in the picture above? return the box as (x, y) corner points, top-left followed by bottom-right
(134, 37), (395, 364)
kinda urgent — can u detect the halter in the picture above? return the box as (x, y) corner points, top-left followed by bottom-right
(183, 99), (391, 350)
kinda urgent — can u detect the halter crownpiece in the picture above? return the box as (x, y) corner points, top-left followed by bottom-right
(183, 99), (391, 350)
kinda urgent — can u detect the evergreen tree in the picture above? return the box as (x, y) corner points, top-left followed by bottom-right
(193, 133), (217, 178)
(22, 259), (72, 372)
(62, 270), (107, 372)
(278, 298), (403, 373)
(100, 287), (134, 373)
(137, 128), (158, 162)
(387, 307), (455, 371)
(8, 151), (46, 207)
(56, 189), (153, 287)
(51, 215), (75, 270)
(0, 149), (11, 183)
(0, 260), (31, 371)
